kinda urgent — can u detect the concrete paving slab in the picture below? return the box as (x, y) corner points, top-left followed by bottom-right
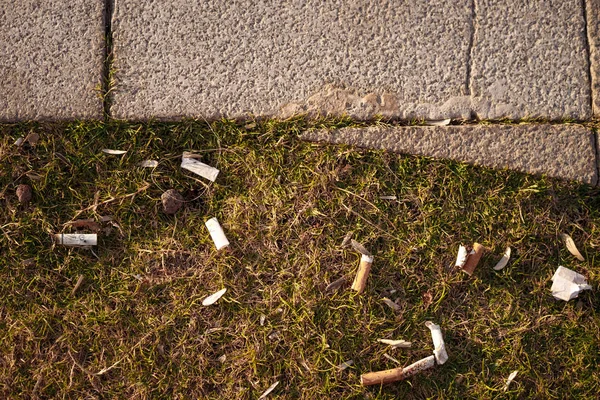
(301, 124), (598, 185)
(588, 0), (600, 117)
(470, 0), (592, 120)
(0, 1), (105, 121)
(111, 0), (473, 120)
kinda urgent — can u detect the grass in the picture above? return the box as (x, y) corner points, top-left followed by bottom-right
(0, 118), (599, 399)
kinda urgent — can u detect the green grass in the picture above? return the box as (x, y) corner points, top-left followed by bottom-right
(1, 119), (599, 399)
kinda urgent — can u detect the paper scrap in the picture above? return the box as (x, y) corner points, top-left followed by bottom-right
(140, 160), (159, 168)
(258, 381), (279, 399)
(425, 119), (451, 126)
(455, 245), (468, 268)
(425, 321), (448, 365)
(205, 217), (230, 250)
(102, 149), (127, 155)
(202, 288), (227, 306)
(377, 339), (412, 349)
(493, 247), (511, 270)
(54, 234), (97, 246)
(503, 370), (518, 391)
(551, 266), (591, 301)
(181, 156), (219, 182)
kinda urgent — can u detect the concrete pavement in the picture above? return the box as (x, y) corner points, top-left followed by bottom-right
(0, 1), (599, 184)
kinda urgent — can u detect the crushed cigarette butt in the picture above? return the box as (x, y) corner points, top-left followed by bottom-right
(181, 155), (220, 182)
(425, 321), (448, 365)
(503, 370), (518, 391)
(377, 339), (412, 349)
(382, 297), (401, 311)
(258, 381), (280, 399)
(102, 149), (127, 155)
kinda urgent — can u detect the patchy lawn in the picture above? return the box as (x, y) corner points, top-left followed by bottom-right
(0, 119), (599, 399)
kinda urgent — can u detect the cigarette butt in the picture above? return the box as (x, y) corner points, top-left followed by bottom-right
(462, 243), (484, 275)
(205, 217), (230, 250)
(351, 254), (374, 294)
(54, 234), (97, 246)
(360, 355), (435, 386)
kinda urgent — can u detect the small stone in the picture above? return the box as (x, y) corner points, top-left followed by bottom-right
(16, 184), (32, 204)
(161, 189), (184, 214)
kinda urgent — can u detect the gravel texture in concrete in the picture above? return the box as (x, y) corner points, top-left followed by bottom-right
(111, 0), (473, 120)
(470, 0), (591, 120)
(0, 1), (105, 120)
(301, 124), (598, 185)
(587, 0), (600, 117)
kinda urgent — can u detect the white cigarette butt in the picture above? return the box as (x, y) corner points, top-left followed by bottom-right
(205, 217), (230, 250)
(54, 234), (97, 246)
(181, 157), (220, 182)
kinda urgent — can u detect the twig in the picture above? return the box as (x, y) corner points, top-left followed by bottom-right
(70, 183), (150, 221)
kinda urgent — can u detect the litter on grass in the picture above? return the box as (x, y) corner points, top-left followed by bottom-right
(181, 155), (220, 182)
(54, 234), (97, 246)
(202, 288), (227, 306)
(337, 360), (354, 371)
(560, 233), (585, 261)
(503, 370), (518, 391)
(382, 297), (401, 311)
(14, 137), (24, 146)
(425, 321), (448, 365)
(493, 247), (511, 270)
(140, 160), (159, 168)
(259, 314), (266, 326)
(551, 266), (591, 301)
(102, 149), (127, 155)
(379, 195), (397, 200)
(377, 339), (412, 349)
(360, 355), (435, 386)
(425, 119), (451, 126)
(350, 240), (373, 294)
(258, 381), (279, 399)
(458, 243), (485, 275)
(205, 217), (230, 250)
(455, 245), (469, 268)
(217, 354), (227, 363)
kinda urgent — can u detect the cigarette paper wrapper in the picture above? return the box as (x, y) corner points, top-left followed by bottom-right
(205, 217), (230, 250)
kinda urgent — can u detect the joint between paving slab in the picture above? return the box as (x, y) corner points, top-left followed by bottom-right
(103, 0), (115, 121)
(464, 0), (476, 98)
(582, 0), (595, 116)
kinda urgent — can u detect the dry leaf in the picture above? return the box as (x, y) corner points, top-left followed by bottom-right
(560, 233), (584, 261)
(102, 149), (127, 155)
(494, 247), (511, 270)
(325, 276), (347, 292)
(382, 297), (401, 311)
(503, 370), (518, 391)
(422, 291), (433, 309)
(377, 339), (412, 348)
(351, 239), (372, 256)
(258, 381), (280, 399)
(25, 132), (40, 146)
(202, 288), (227, 306)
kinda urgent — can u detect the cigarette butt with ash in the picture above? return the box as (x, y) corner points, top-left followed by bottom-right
(360, 355), (435, 386)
